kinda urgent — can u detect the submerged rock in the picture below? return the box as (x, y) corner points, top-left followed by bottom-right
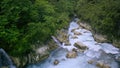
(115, 54), (120, 63)
(87, 60), (94, 64)
(71, 35), (78, 39)
(72, 48), (77, 52)
(83, 31), (90, 33)
(96, 61), (111, 68)
(74, 31), (82, 35)
(66, 51), (77, 58)
(53, 59), (59, 65)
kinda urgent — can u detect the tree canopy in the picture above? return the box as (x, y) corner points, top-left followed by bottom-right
(76, 0), (120, 41)
(0, 0), (75, 56)
(0, 0), (120, 56)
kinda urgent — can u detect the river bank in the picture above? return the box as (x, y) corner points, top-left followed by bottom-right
(77, 20), (120, 48)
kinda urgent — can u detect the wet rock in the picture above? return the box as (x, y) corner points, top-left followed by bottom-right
(71, 27), (82, 32)
(115, 54), (120, 63)
(61, 58), (65, 61)
(54, 59), (59, 65)
(77, 27), (82, 29)
(96, 62), (111, 68)
(56, 29), (68, 43)
(72, 48), (77, 52)
(71, 35), (78, 39)
(64, 40), (71, 46)
(36, 46), (49, 55)
(95, 43), (102, 45)
(79, 23), (92, 31)
(11, 57), (20, 67)
(83, 31), (90, 33)
(11, 56), (27, 68)
(74, 42), (87, 50)
(93, 34), (107, 43)
(77, 49), (85, 52)
(71, 29), (76, 32)
(74, 31), (82, 35)
(113, 40), (120, 48)
(87, 60), (94, 64)
(66, 51), (77, 58)
(57, 34), (69, 43)
(48, 40), (58, 51)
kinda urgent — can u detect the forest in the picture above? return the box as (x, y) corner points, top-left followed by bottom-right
(0, 0), (120, 57)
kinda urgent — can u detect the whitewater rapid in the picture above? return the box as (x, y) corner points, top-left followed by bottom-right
(27, 21), (120, 68)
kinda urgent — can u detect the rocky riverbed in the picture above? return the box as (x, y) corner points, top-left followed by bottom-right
(26, 20), (120, 68)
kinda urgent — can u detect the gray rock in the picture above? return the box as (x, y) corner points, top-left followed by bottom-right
(66, 51), (77, 58)
(79, 23), (92, 31)
(93, 34), (107, 43)
(53, 59), (59, 65)
(87, 60), (94, 64)
(74, 31), (82, 35)
(96, 61), (111, 68)
(71, 35), (78, 39)
(74, 42), (88, 50)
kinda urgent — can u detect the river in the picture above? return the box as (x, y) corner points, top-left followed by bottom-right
(27, 20), (120, 68)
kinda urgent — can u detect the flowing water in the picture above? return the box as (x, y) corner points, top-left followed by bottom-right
(0, 48), (16, 68)
(27, 20), (120, 68)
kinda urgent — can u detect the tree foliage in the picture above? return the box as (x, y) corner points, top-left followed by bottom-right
(76, 0), (120, 41)
(1, 0), (119, 56)
(0, 0), (75, 56)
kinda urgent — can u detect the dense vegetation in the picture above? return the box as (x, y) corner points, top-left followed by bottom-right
(75, 0), (120, 42)
(0, 0), (120, 56)
(0, 0), (75, 56)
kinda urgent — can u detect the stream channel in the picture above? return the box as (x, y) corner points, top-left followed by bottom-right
(27, 19), (120, 68)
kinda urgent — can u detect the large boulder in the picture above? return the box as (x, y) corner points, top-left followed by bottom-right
(57, 29), (69, 43)
(66, 51), (77, 58)
(74, 42), (88, 50)
(93, 34), (107, 43)
(96, 61), (111, 68)
(71, 28), (76, 32)
(36, 46), (49, 55)
(79, 23), (92, 31)
(64, 40), (71, 46)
